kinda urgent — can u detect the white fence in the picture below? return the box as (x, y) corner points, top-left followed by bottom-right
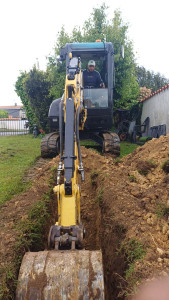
(0, 119), (29, 136)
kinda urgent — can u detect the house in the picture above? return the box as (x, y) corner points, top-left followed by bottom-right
(140, 84), (169, 138)
(0, 104), (26, 119)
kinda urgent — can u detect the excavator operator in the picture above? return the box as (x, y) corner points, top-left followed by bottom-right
(83, 60), (105, 88)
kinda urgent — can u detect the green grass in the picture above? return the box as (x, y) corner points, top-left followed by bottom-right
(117, 239), (146, 286)
(139, 136), (152, 142)
(0, 190), (54, 300)
(95, 189), (104, 204)
(0, 135), (41, 205)
(129, 174), (136, 182)
(0, 136), (138, 206)
(161, 159), (169, 173)
(80, 139), (101, 153)
(120, 141), (140, 157)
(0, 168), (57, 300)
(80, 140), (98, 147)
(155, 203), (169, 219)
(80, 140), (140, 157)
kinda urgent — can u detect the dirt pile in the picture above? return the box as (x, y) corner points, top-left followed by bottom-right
(1, 135), (169, 299)
(87, 134), (169, 298)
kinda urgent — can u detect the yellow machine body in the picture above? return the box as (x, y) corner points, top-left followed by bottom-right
(53, 59), (86, 228)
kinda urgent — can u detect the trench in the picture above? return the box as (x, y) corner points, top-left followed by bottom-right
(15, 151), (128, 300)
(38, 169), (128, 299)
(41, 164), (128, 299)
(80, 173), (127, 300)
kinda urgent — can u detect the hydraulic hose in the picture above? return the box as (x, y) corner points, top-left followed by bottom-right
(76, 105), (84, 180)
(76, 105), (82, 162)
(59, 100), (63, 161)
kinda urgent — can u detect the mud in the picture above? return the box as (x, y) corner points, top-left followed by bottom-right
(1, 135), (169, 299)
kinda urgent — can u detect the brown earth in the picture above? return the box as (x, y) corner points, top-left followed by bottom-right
(1, 136), (169, 299)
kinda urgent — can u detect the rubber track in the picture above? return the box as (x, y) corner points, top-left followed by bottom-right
(102, 132), (120, 155)
(41, 132), (60, 158)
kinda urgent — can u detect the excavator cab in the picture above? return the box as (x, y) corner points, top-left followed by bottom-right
(41, 42), (120, 158)
(55, 42), (114, 131)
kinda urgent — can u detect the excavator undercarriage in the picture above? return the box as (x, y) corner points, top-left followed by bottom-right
(41, 130), (120, 158)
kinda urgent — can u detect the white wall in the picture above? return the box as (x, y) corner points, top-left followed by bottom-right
(141, 88), (169, 134)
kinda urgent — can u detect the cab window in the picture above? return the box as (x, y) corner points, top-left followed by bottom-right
(83, 88), (108, 109)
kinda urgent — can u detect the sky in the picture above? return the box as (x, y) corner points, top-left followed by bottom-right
(0, 0), (169, 106)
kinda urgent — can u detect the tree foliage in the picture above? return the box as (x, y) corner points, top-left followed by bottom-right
(24, 67), (54, 131)
(15, 72), (36, 131)
(0, 110), (8, 118)
(48, 6), (139, 109)
(15, 68), (55, 131)
(136, 66), (169, 92)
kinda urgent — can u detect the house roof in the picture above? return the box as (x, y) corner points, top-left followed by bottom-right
(140, 83), (169, 103)
(0, 105), (23, 109)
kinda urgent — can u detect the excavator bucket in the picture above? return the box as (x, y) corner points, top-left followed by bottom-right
(16, 250), (104, 300)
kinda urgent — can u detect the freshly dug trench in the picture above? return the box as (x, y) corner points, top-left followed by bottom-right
(15, 148), (128, 300)
(80, 149), (129, 299)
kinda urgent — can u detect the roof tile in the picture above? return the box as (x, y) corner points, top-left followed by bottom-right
(140, 83), (169, 103)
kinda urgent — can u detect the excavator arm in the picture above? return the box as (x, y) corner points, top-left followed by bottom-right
(51, 55), (86, 249)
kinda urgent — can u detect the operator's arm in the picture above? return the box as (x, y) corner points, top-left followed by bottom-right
(95, 71), (105, 88)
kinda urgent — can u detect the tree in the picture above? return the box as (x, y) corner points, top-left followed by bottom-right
(105, 10), (139, 109)
(15, 72), (36, 132)
(49, 6), (139, 109)
(0, 110), (8, 118)
(136, 66), (169, 92)
(82, 3), (107, 42)
(15, 67), (55, 131)
(24, 67), (55, 131)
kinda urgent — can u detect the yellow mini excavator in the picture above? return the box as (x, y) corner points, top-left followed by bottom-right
(16, 53), (105, 299)
(41, 42), (121, 158)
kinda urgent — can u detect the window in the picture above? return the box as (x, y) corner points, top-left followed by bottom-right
(83, 88), (108, 109)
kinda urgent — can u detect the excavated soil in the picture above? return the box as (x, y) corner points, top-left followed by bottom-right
(1, 135), (169, 299)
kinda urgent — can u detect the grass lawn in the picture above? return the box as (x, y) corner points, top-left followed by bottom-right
(0, 135), (139, 205)
(0, 135), (41, 205)
(80, 139), (140, 157)
(120, 141), (140, 157)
